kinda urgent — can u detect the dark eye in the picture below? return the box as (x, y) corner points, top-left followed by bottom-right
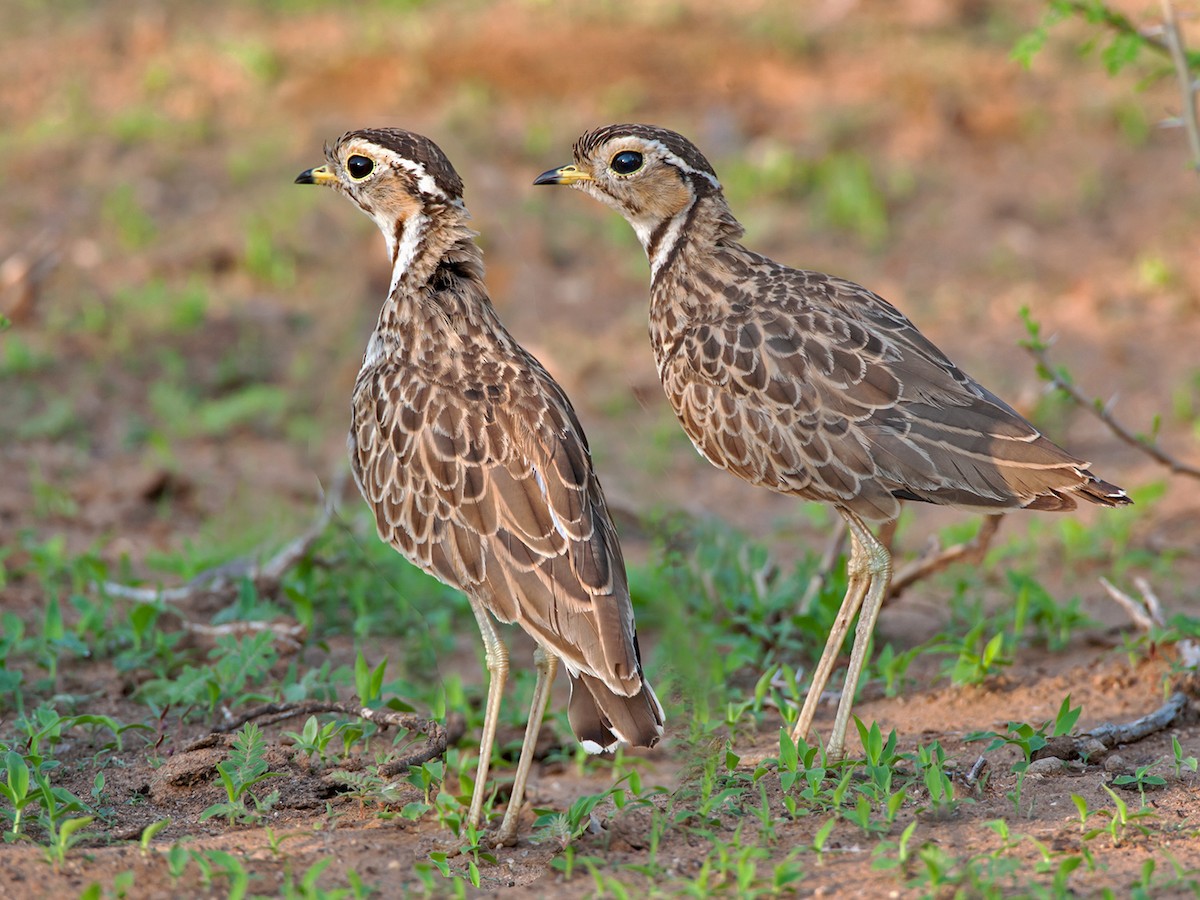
(346, 155), (374, 180)
(610, 151), (644, 176)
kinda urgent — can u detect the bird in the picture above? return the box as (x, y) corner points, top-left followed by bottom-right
(534, 123), (1130, 760)
(296, 127), (663, 844)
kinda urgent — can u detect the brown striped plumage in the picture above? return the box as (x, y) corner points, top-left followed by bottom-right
(297, 128), (661, 844)
(536, 123), (1129, 758)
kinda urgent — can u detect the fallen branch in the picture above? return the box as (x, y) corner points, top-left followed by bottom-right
(965, 754), (988, 787)
(98, 469), (348, 604)
(187, 700), (464, 773)
(1031, 691), (1190, 763)
(1024, 340), (1200, 480)
(183, 620), (307, 652)
(887, 515), (1004, 603)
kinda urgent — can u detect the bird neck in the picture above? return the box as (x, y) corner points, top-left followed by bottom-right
(645, 191), (745, 334)
(382, 205), (483, 297)
(367, 213), (494, 364)
(644, 191), (744, 285)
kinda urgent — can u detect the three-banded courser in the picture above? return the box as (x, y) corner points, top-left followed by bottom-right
(536, 123), (1129, 759)
(298, 128), (663, 843)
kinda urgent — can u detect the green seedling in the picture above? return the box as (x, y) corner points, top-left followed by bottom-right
(1172, 736), (1198, 778)
(139, 818), (170, 854)
(0, 751), (33, 835)
(1111, 761), (1167, 807)
(200, 723), (283, 825)
(42, 814), (93, 868)
(283, 715), (344, 765)
(354, 652), (388, 707)
(871, 819), (918, 872)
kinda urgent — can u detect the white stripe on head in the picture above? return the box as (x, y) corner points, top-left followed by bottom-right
(367, 146), (450, 201)
(640, 138), (722, 191)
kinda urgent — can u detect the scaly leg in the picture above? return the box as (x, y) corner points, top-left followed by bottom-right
(791, 520), (869, 747)
(495, 646), (558, 846)
(825, 511), (892, 760)
(466, 598), (508, 832)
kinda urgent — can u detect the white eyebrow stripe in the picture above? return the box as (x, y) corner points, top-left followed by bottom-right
(363, 145), (449, 199)
(638, 138), (721, 189)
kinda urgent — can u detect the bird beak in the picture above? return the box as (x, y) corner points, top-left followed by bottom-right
(533, 164), (592, 186)
(295, 164), (337, 186)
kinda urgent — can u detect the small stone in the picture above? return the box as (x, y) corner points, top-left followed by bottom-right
(1026, 757), (1065, 775)
(1104, 754), (1127, 773)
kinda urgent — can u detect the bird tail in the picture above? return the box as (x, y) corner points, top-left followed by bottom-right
(567, 673), (664, 754)
(1021, 468), (1132, 511)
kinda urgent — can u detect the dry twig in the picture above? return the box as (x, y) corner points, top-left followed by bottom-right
(98, 470), (349, 603)
(187, 700), (464, 772)
(887, 515), (1005, 603)
(1158, 0), (1200, 174)
(1100, 576), (1164, 632)
(1100, 576), (1200, 670)
(1032, 692), (1191, 763)
(1024, 341), (1200, 480)
(182, 620), (307, 652)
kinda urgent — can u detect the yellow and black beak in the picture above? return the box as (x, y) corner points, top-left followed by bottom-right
(533, 164), (593, 186)
(295, 164), (337, 186)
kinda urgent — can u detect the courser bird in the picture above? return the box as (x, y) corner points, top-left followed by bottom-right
(534, 123), (1130, 759)
(297, 128), (662, 843)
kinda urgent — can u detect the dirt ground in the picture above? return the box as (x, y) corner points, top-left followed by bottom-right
(2, 1), (1200, 897)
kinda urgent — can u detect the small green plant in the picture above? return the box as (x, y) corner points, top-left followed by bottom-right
(200, 723), (283, 825)
(283, 715), (345, 766)
(1111, 761), (1167, 807)
(911, 740), (957, 817)
(872, 819), (918, 873)
(1171, 735), (1198, 778)
(966, 695), (1081, 815)
(354, 652), (388, 707)
(945, 622), (1010, 686)
(139, 818), (170, 854)
(42, 813), (94, 868)
(0, 750), (34, 835)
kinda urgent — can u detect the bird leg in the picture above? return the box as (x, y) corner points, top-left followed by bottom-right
(790, 521), (870, 748)
(466, 599), (509, 833)
(494, 645), (558, 846)
(825, 512), (892, 760)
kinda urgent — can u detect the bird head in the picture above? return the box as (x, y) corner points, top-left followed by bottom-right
(296, 128), (469, 269)
(534, 124), (725, 253)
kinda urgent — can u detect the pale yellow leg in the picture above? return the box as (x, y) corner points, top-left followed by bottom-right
(495, 646), (558, 846)
(825, 512), (892, 760)
(466, 598), (508, 832)
(791, 519), (869, 748)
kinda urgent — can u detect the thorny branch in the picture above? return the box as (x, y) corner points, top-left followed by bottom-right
(1024, 340), (1200, 480)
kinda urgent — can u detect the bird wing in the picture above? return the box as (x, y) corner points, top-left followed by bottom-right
(350, 358), (645, 697)
(661, 266), (1096, 519)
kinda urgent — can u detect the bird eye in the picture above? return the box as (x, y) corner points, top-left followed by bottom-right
(346, 155), (375, 180)
(609, 151), (644, 176)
